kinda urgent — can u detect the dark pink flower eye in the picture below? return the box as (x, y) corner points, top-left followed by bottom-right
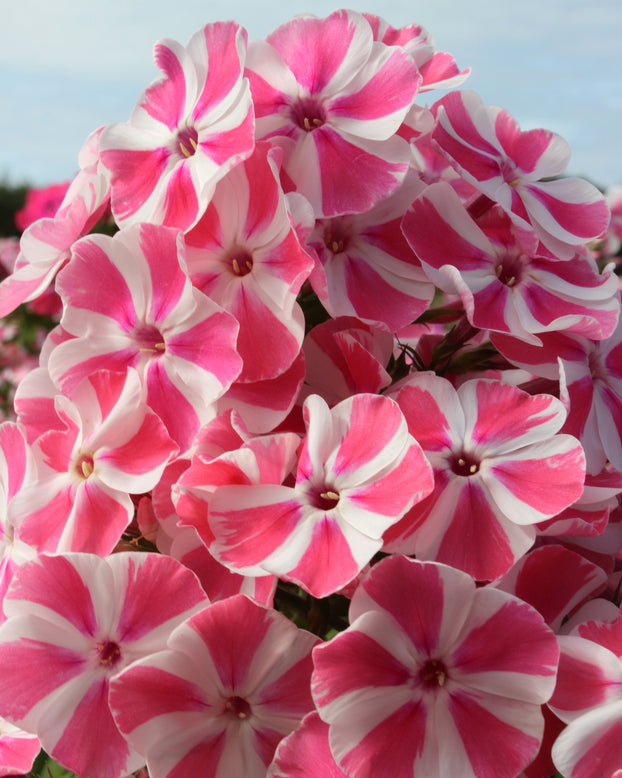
(97, 640), (122, 667)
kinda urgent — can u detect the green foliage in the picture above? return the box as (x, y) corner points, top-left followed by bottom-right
(0, 181), (27, 237)
(28, 751), (77, 777)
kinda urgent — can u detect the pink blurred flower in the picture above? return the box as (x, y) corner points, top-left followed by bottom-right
(14, 181), (70, 232)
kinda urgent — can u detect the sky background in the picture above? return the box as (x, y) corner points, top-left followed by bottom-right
(1, 0), (621, 190)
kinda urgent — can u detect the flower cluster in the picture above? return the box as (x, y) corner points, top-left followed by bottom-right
(0, 9), (621, 778)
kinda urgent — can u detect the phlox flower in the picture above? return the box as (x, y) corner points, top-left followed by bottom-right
(100, 22), (255, 232)
(549, 600), (622, 777)
(246, 9), (419, 217)
(49, 222), (242, 451)
(154, 412), (277, 605)
(174, 429), (301, 550)
(109, 593), (319, 778)
(0, 716), (40, 777)
(311, 555), (559, 778)
(0, 128), (110, 318)
(402, 182), (620, 344)
(363, 14), (470, 91)
(602, 185), (622, 256)
(432, 90), (610, 258)
(492, 319), (622, 476)
(384, 373), (586, 581)
(494, 545), (608, 633)
(216, 348), (306, 434)
(0, 551), (208, 778)
(10, 368), (176, 555)
(0, 422), (36, 623)
(207, 392), (433, 597)
(302, 316), (393, 406)
(268, 712), (347, 777)
(307, 174), (435, 331)
(185, 141), (314, 382)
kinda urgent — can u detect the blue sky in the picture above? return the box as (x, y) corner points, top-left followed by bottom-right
(2, 0), (621, 189)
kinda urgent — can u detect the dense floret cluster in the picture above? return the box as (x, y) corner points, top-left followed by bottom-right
(0, 10), (621, 778)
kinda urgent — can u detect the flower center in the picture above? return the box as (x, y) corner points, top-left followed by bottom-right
(224, 696), (252, 720)
(419, 658), (448, 689)
(292, 97), (327, 132)
(451, 451), (480, 477)
(97, 640), (121, 667)
(227, 249), (254, 277)
(494, 250), (526, 288)
(134, 324), (166, 356)
(310, 487), (340, 511)
(75, 454), (95, 480)
(322, 220), (351, 256)
(176, 126), (199, 158)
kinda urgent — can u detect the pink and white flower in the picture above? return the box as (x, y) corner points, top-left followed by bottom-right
(363, 14), (470, 92)
(100, 22), (255, 231)
(10, 368), (176, 555)
(109, 593), (319, 778)
(185, 140), (314, 382)
(0, 422), (36, 623)
(0, 551), (208, 778)
(302, 316), (393, 407)
(0, 716), (40, 777)
(311, 555), (559, 778)
(268, 712), (347, 777)
(307, 174), (435, 331)
(549, 601), (622, 778)
(247, 9), (419, 217)
(0, 128), (110, 318)
(493, 319), (622, 476)
(402, 182), (619, 343)
(49, 222), (242, 451)
(207, 392), (433, 597)
(385, 374), (586, 580)
(432, 90), (610, 258)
